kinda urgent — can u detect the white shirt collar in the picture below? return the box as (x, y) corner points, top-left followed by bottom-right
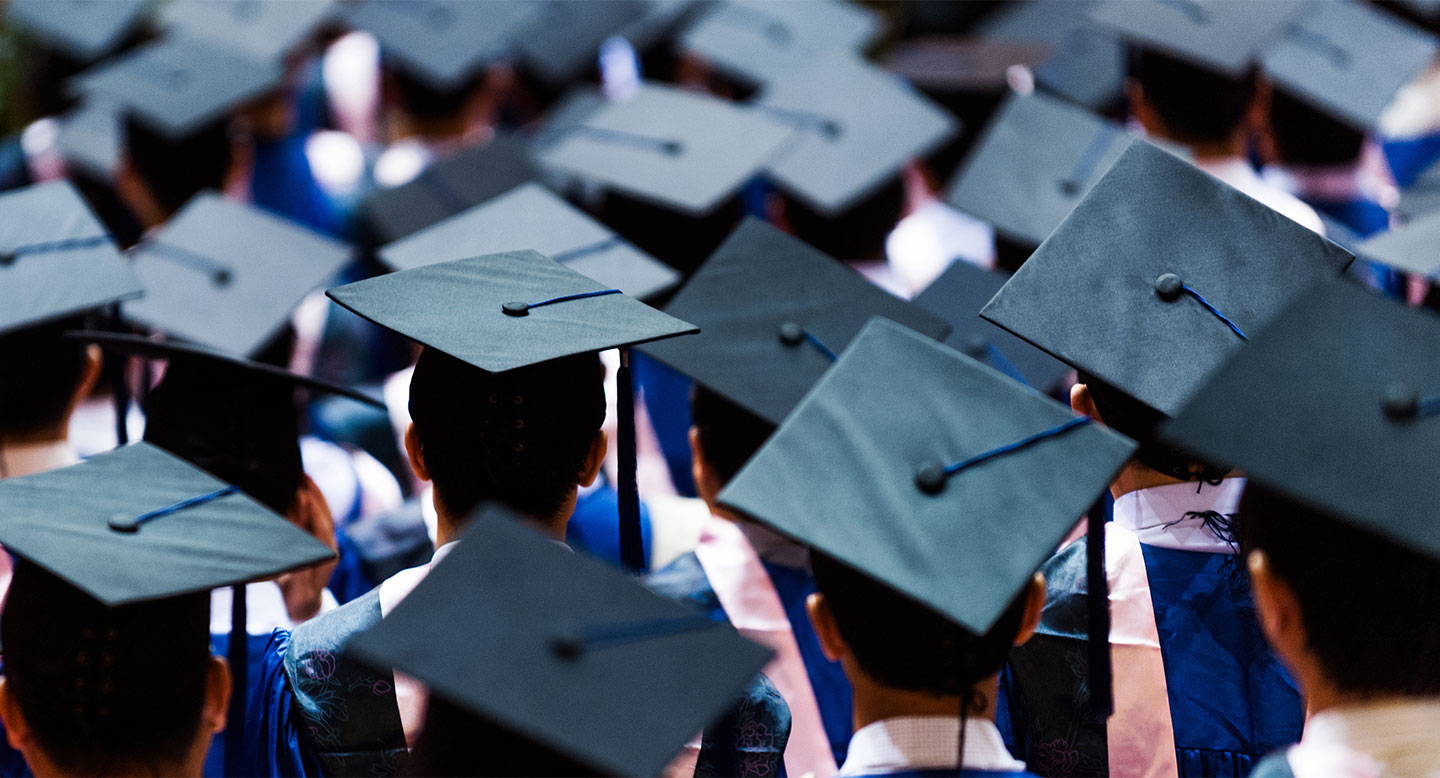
(1193, 156), (1327, 235)
(837, 716), (1026, 776)
(1289, 698), (1440, 778)
(1111, 478), (1245, 554)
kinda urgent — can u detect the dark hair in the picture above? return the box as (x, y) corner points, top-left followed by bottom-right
(810, 551), (1029, 699)
(407, 348), (606, 520)
(690, 384), (775, 486)
(405, 695), (603, 777)
(1268, 90), (1365, 167)
(0, 317), (93, 439)
(1078, 372), (1226, 483)
(780, 176), (907, 263)
(123, 115), (233, 220)
(1, 561), (212, 775)
(389, 66), (486, 124)
(1130, 47), (1258, 145)
(1238, 483), (1440, 696)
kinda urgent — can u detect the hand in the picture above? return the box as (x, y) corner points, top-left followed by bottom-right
(275, 476), (339, 624)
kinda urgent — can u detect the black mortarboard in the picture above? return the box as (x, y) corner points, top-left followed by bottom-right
(344, 0), (541, 90)
(757, 52), (959, 216)
(346, 503), (771, 777)
(69, 36), (284, 141)
(975, 0), (1126, 110)
(378, 182), (680, 300)
(678, 0), (884, 86)
(535, 83), (792, 216)
(914, 260), (1071, 392)
(718, 316), (1134, 636)
(56, 100), (123, 183)
(981, 141), (1354, 417)
(123, 192), (351, 357)
(944, 90), (1134, 247)
(1357, 210), (1440, 276)
(0, 180), (142, 337)
(4, 0), (149, 62)
(327, 251), (698, 571)
(159, 0), (342, 63)
(1258, 1), (1438, 131)
(1088, 0), (1305, 76)
(361, 135), (542, 244)
(882, 36), (1053, 94)
(0, 442), (333, 605)
(515, 0), (651, 88)
(1161, 280), (1440, 561)
(638, 219), (951, 426)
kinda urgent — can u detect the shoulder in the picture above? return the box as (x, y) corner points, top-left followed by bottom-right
(645, 551), (725, 621)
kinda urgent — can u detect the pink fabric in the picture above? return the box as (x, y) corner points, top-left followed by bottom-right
(694, 518), (838, 778)
(1103, 525), (1180, 778)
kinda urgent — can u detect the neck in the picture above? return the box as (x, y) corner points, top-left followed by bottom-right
(432, 489), (576, 548)
(1109, 459), (1195, 500)
(1187, 139), (1246, 162)
(849, 663), (999, 732)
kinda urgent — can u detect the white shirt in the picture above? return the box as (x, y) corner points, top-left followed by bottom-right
(1195, 157), (1326, 235)
(837, 716), (1027, 776)
(0, 438), (77, 480)
(1111, 478), (1245, 554)
(1287, 698), (1440, 778)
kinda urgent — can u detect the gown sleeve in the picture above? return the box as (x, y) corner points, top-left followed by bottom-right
(245, 629), (327, 778)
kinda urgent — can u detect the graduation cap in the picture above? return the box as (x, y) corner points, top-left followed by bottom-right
(343, 0), (542, 90)
(327, 250), (698, 572)
(515, 0), (652, 88)
(68, 36), (284, 141)
(67, 331), (384, 410)
(944, 90), (1134, 247)
(361, 135), (542, 243)
(981, 141), (1354, 418)
(123, 192), (351, 357)
(1160, 280), (1440, 562)
(159, 0), (342, 63)
(717, 317), (1134, 705)
(0, 180), (143, 337)
(1258, 1), (1438, 131)
(882, 36), (1053, 94)
(1355, 209), (1440, 276)
(678, 0), (884, 87)
(56, 99), (123, 183)
(1088, 0), (1306, 76)
(534, 83), (793, 216)
(756, 52), (959, 216)
(378, 182), (680, 300)
(638, 218), (951, 426)
(914, 260), (1071, 392)
(4, 0), (149, 62)
(346, 503), (772, 777)
(975, 0), (1126, 110)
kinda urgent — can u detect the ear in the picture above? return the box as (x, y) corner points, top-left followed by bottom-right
(1247, 550), (1308, 668)
(404, 422), (430, 483)
(0, 678), (34, 755)
(1012, 573), (1048, 647)
(578, 429), (608, 488)
(200, 656), (232, 736)
(765, 192), (792, 235)
(1125, 78), (1154, 131)
(68, 344), (104, 417)
(1247, 78), (1273, 135)
(806, 592), (847, 663)
(1070, 382), (1102, 423)
(688, 427), (721, 507)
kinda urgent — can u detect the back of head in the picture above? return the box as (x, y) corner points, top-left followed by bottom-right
(810, 551), (1027, 704)
(123, 115), (234, 220)
(690, 384), (775, 486)
(1268, 90), (1366, 167)
(780, 176), (907, 263)
(1238, 483), (1440, 697)
(387, 66), (486, 126)
(0, 316), (93, 441)
(405, 695), (603, 777)
(407, 348), (606, 519)
(1129, 47), (1257, 145)
(1079, 372), (1226, 483)
(1, 560), (211, 775)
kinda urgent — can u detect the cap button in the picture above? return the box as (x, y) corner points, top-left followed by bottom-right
(1154, 273), (1184, 302)
(660, 141), (684, 157)
(914, 462), (948, 495)
(1383, 382), (1420, 421)
(548, 634), (583, 661)
(107, 514), (140, 533)
(502, 301), (530, 317)
(777, 321), (804, 346)
(1058, 179), (1081, 197)
(962, 336), (988, 358)
(211, 269), (232, 288)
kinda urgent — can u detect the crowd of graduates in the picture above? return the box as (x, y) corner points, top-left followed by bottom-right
(3, 0), (1440, 776)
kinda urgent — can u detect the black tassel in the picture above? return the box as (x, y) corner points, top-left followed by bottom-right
(1086, 495), (1112, 716)
(617, 350), (645, 574)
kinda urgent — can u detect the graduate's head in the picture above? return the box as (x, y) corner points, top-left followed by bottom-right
(770, 176), (908, 264)
(1126, 47), (1261, 152)
(0, 317), (103, 448)
(806, 551), (1045, 707)
(117, 115), (235, 229)
(1239, 482), (1440, 702)
(0, 561), (228, 778)
(405, 347), (607, 530)
(688, 384), (775, 505)
(1071, 372), (1228, 485)
(1264, 90), (1366, 168)
(405, 695), (603, 778)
